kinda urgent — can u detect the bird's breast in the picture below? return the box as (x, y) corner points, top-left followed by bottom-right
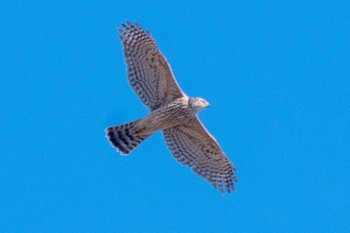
(139, 100), (195, 133)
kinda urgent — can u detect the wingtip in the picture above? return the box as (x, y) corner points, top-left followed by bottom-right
(233, 176), (238, 183)
(211, 178), (237, 194)
(126, 20), (133, 27)
(121, 23), (128, 30)
(135, 21), (142, 31)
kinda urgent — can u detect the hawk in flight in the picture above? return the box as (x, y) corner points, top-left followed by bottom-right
(106, 21), (237, 193)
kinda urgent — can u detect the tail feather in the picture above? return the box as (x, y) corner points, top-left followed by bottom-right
(106, 120), (150, 155)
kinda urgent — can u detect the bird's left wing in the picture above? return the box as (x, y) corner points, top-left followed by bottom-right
(162, 117), (237, 193)
(118, 21), (185, 111)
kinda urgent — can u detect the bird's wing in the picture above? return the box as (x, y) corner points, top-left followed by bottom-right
(162, 117), (237, 193)
(118, 21), (185, 111)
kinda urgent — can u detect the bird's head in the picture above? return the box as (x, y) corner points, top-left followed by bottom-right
(189, 97), (210, 112)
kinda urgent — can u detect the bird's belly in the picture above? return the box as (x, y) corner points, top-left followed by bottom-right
(137, 108), (193, 134)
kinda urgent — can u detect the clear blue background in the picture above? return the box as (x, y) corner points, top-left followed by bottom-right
(1, 0), (349, 232)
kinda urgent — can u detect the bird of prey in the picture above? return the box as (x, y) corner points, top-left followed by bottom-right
(106, 21), (237, 193)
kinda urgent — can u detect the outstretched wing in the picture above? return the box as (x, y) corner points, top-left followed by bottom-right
(162, 117), (237, 193)
(118, 21), (185, 111)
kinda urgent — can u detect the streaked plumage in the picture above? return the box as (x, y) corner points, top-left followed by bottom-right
(106, 21), (237, 193)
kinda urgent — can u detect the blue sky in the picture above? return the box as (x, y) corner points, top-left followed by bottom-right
(1, 0), (349, 232)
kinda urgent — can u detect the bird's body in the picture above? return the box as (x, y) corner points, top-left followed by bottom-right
(106, 21), (237, 193)
(135, 96), (195, 135)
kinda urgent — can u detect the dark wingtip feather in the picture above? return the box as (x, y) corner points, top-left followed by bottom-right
(134, 21), (140, 28)
(126, 20), (134, 28)
(121, 23), (129, 30)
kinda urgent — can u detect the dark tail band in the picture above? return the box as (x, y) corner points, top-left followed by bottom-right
(106, 121), (150, 155)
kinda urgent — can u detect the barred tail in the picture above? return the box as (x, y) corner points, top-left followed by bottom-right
(105, 120), (151, 155)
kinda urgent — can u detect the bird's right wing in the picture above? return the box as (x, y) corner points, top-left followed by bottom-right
(118, 21), (185, 111)
(162, 117), (237, 193)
